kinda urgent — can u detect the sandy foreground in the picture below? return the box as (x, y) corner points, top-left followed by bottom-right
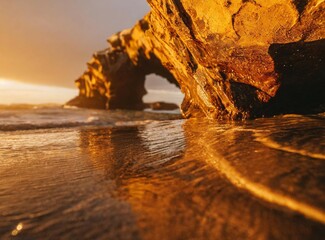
(0, 108), (324, 239)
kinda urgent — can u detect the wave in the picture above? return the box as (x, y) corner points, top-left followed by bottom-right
(0, 107), (181, 132)
(255, 132), (325, 160)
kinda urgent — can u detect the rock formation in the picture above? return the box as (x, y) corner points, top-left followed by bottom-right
(67, 0), (325, 119)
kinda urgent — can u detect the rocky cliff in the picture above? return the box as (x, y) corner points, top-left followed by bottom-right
(67, 0), (325, 119)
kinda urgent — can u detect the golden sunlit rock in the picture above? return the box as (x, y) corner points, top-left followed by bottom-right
(67, 0), (324, 119)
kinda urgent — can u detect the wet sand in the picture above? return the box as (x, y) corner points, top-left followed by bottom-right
(0, 109), (324, 239)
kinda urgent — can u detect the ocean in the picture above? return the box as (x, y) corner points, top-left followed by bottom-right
(0, 104), (324, 239)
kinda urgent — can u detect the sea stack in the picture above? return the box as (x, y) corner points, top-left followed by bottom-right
(67, 0), (325, 120)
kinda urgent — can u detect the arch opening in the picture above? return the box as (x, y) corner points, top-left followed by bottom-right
(143, 74), (184, 111)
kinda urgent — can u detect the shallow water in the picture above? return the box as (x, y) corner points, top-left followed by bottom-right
(0, 107), (324, 239)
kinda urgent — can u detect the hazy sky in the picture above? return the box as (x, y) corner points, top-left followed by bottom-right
(0, 0), (150, 88)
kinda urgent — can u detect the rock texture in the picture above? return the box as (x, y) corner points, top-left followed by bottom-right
(67, 0), (325, 119)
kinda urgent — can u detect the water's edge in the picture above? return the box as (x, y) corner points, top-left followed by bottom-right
(0, 108), (324, 239)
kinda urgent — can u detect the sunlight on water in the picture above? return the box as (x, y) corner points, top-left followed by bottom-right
(0, 78), (77, 104)
(0, 108), (324, 239)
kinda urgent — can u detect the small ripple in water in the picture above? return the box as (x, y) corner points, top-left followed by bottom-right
(0, 109), (324, 239)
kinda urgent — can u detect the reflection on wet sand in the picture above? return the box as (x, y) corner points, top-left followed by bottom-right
(80, 116), (325, 239)
(0, 114), (324, 239)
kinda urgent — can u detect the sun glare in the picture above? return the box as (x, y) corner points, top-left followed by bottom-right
(0, 78), (77, 105)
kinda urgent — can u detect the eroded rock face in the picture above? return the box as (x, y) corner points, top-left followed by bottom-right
(67, 0), (324, 119)
(67, 20), (178, 111)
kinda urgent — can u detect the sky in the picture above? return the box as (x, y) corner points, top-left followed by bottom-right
(0, 0), (150, 88)
(0, 77), (182, 105)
